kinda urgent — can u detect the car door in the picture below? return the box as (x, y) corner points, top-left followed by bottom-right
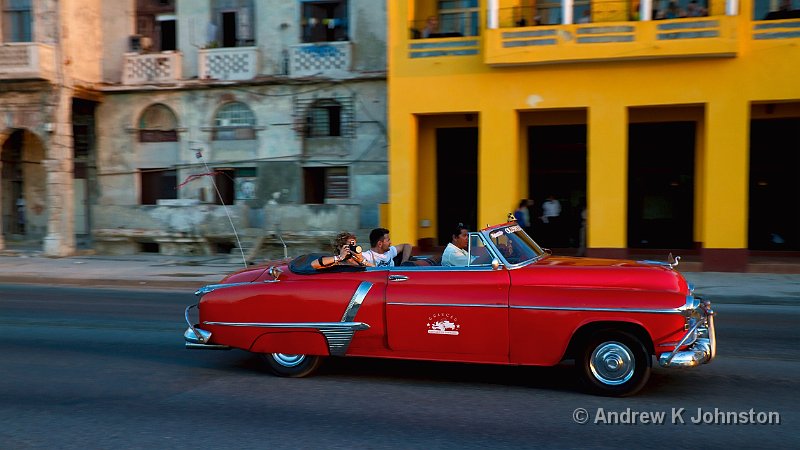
(385, 233), (510, 363)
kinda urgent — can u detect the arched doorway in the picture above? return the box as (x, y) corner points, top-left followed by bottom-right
(1, 128), (48, 248)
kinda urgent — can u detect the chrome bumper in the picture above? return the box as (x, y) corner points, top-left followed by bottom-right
(658, 299), (716, 368)
(184, 304), (229, 350)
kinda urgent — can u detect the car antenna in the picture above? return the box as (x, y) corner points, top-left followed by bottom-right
(191, 148), (248, 269)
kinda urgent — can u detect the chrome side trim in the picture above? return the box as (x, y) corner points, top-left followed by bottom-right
(510, 305), (685, 314)
(203, 321), (370, 330)
(387, 302), (506, 308)
(341, 281), (373, 322)
(201, 321), (369, 357)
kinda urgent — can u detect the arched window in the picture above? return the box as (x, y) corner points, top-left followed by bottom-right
(214, 102), (256, 140)
(306, 99), (342, 137)
(138, 104), (179, 142)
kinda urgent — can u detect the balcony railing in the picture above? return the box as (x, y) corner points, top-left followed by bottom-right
(0, 43), (56, 82)
(289, 41), (352, 77)
(199, 46), (259, 81)
(122, 52), (182, 85)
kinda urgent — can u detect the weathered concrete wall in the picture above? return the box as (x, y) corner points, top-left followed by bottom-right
(100, 0), (136, 83)
(351, 0), (387, 72)
(95, 79), (386, 209)
(177, 1), (211, 80)
(91, 203), (360, 256)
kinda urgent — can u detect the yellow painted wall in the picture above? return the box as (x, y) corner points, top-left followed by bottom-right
(389, 0), (800, 249)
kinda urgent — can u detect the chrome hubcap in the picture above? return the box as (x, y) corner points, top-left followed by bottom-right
(589, 342), (635, 385)
(272, 353), (306, 367)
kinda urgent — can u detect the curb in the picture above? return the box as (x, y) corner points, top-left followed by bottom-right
(0, 276), (219, 291)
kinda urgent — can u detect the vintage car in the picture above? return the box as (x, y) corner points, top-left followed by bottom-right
(184, 222), (716, 396)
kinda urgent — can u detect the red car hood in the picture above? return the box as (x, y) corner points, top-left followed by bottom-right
(522, 256), (689, 294)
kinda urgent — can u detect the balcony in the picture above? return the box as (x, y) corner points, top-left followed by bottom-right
(199, 47), (259, 81)
(469, 1), (743, 66)
(485, 14), (738, 66)
(122, 52), (182, 85)
(0, 43), (56, 82)
(289, 41), (352, 77)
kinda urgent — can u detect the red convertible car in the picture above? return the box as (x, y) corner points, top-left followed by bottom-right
(184, 222), (716, 396)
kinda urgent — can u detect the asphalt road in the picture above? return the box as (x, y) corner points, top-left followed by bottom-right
(0, 285), (797, 449)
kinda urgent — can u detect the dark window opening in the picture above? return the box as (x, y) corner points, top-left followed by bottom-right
(213, 242), (235, 254)
(222, 12), (237, 47)
(214, 169), (235, 205)
(141, 169), (177, 205)
(159, 19), (176, 51)
(302, 1), (348, 42)
(135, 0), (175, 51)
(140, 242), (160, 253)
(528, 124), (587, 249)
(436, 128), (478, 245)
(303, 166), (349, 203)
(749, 118), (800, 251)
(628, 122), (695, 250)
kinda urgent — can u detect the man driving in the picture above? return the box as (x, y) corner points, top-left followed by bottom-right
(441, 223), (469, 266)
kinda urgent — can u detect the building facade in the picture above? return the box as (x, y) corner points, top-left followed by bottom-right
(1, 0), (388, 259)
(388, 0), (799, 271)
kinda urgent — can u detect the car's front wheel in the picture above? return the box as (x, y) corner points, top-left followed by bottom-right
(261, 353), (322, 377)
(576, 331), (651, 397)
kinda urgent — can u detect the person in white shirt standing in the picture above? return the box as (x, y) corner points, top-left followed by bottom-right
(361, 228), (413, 267)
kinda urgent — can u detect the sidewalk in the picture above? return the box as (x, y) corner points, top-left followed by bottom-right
(0, 252), (798, 305)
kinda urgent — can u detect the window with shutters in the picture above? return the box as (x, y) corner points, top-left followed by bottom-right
(2, 0), (32, 42)
(213, 102), (256, 140)
(306, 99), (342, 137)
(303, 166), (349, 203)
(138, 104), (179, 142)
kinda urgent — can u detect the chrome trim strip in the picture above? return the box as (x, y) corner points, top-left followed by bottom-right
(510, 305), (685, 314)
(195, 281), (253, 296)
(201, 320), (370, 357)
(384, 266), (501, 272)
(341, 281), (373, 322)
(387, 302), (506, 308)
(203, 321), (370, 330)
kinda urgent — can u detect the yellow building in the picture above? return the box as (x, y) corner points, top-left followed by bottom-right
(388, 0), (800, 271)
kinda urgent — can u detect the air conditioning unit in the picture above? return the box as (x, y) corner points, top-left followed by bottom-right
(129, 35), (142, 52)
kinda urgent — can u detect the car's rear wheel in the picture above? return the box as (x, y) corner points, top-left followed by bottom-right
(261, 353), (322, 377)
(576, 331), (651, 397)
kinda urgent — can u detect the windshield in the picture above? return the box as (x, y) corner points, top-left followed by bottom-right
(483, 224), (545, 265)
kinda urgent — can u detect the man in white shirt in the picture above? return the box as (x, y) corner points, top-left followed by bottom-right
(361, 228), (412, 267)
(441, 223), (470, 266)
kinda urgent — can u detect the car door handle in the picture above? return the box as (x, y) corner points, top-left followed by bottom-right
(389, 275), (409, 282)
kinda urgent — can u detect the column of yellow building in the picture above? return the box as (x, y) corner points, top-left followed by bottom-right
(389, 113), (419, 246)
(478, 108), (520, 228)
(702, 99), (749, 271)
(587, 103), (627, 258)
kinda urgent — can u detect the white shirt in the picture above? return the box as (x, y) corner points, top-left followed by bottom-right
(361, 246), (399, 267)
(441, 242), (469, 266)
(542, 199), (561, 218)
